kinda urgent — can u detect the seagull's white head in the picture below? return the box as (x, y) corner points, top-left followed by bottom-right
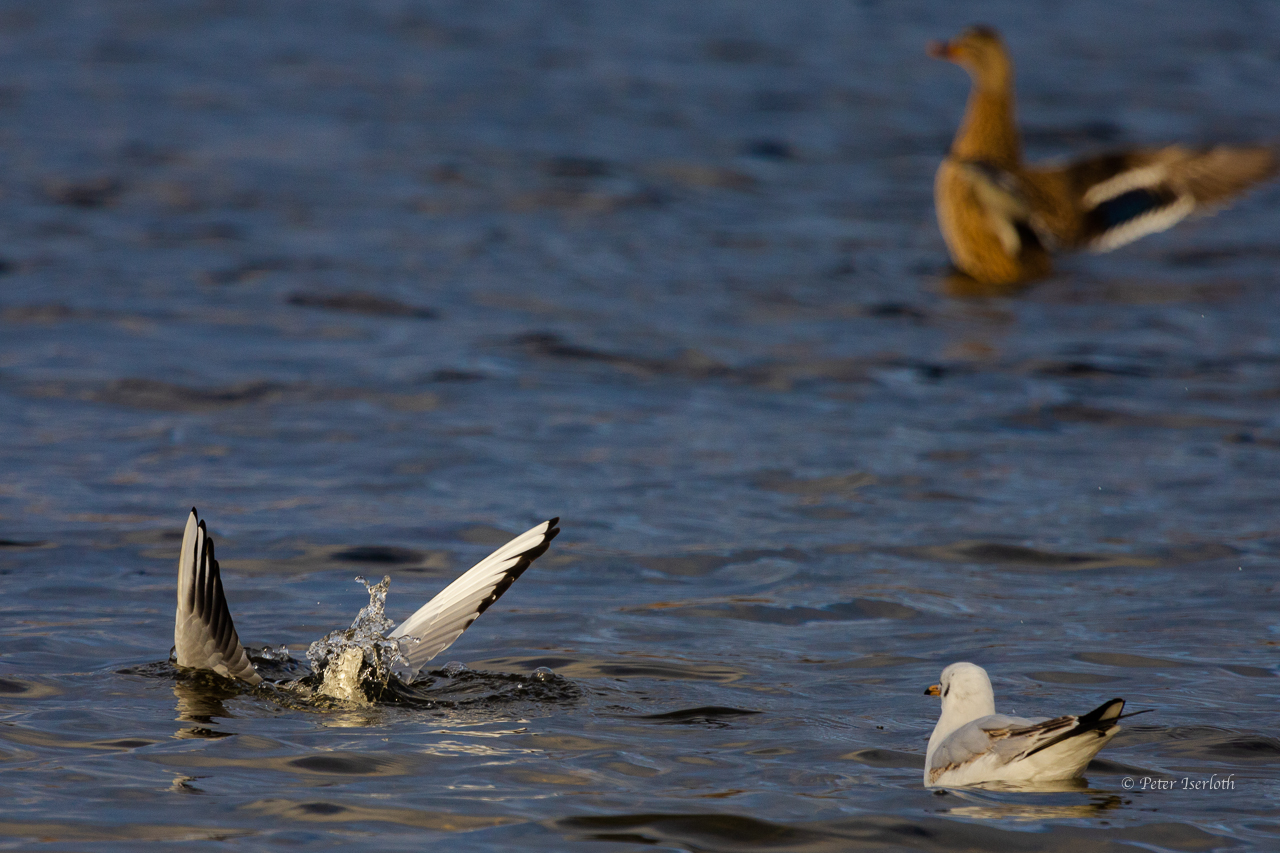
(932, 662), (996, 717)
(925, 661), (998, 767)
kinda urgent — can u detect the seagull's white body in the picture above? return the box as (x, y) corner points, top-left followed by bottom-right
(924, 662), (1125, 788)
(173, 508), (559, 687)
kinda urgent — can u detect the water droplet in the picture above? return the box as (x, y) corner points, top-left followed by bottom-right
(259, 644), (292, 662)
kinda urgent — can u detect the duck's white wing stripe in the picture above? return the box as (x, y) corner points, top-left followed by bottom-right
(1088, 195), (1195, 252)
(389, 519), (559, 674)
(174, 509), (262, 685)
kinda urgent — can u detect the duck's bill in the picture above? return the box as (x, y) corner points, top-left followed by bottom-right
(924, 683), (941, 696)
(926, 40), (954, 60)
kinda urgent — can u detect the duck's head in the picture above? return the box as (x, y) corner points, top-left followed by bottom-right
(927, 26), (1012, 91)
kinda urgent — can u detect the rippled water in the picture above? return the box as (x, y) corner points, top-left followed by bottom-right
(2, 0), (1279, 850)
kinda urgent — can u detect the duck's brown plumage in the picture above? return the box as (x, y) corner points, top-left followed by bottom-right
(930, 26), (1278, 288)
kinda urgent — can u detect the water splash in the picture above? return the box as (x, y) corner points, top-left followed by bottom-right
(306, 576), (413, 702)
(258, 644), (293, 662)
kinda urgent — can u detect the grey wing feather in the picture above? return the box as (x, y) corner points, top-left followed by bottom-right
(173, 509), (262, 685)
(933, 700), (1124, 774)
(932, 713), (1046, 770)
(389, 518), (559, 674)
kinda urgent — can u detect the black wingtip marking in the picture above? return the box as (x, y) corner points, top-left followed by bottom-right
(471, 522), (559, 619)
(1022, 698), (1126, 759)
(1077, 697), (1125, 727)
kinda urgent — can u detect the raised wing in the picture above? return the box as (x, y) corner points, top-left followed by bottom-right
(174, 509), (262, 685)
(389, 518), (559, 674)
(1026, 145), (1277, 252)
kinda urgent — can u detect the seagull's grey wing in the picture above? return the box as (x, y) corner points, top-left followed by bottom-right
(931, 700), (1125, 780)
(388, 518), (559, 674)
(931, 713), (1045, 772)
(174, 509), (262, 685)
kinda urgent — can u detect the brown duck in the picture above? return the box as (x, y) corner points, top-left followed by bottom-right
(929, 26), (1278, 288)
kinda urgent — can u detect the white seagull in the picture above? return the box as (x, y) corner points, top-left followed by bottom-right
(923, 662), (1135, 787)
(173, 508), (560, 688)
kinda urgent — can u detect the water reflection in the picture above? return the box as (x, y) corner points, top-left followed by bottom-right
(172, 679), (239, 739)
(317, 707), (385, 729)
(168, 774), (206, 794)
(172, 680), (235, 724)
(938, 786), (1125, 822)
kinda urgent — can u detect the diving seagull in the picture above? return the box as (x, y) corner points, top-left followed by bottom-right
(173, 508), (559, 686)
(923, 662), (1142, 787)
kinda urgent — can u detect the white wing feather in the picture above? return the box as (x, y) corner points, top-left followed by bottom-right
(173, 509), (262, 685)
(389, 519), (559, 674)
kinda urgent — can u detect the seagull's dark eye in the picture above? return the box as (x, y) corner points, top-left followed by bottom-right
(943, 685), (950, 698)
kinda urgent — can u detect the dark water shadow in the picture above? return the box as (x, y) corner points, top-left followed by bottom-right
(636, 549), (809, 578)
(331, 545), (428, 565)
(646, 599), (919, 625)
(839, 748), (925, 769)
(893, 541), (1151, 570)
(23, 377), (440, 415)
(1003, 402), (1249, 431)
(516, 332), (962, 390)
(1146, 726), (1280, 765)
(1025, 671), (1123, 685)
(1072, 651), (1187, 668)
(0, 538), (50, 549)
(473, 654), (747, 684)
(893, 540), (1237, 572)
(0, 676), (61, 699)
(242, 797), (517, 831)
(631, 706), (762, 728)
(556, 810), (1221, 851)
(286, 290), (437, 319)
(91, 378), (294, 411)
(516, 331), (732, 380)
